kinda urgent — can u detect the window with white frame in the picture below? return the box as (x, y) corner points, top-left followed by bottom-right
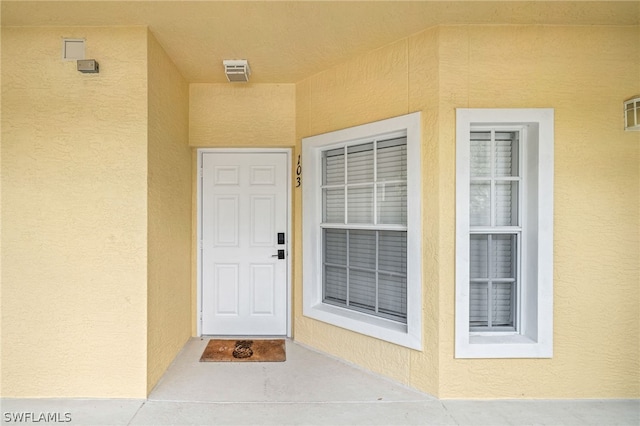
(456, 108), (554, 359)
(469, 129), (521, 331)
(303, 113), (422, 350)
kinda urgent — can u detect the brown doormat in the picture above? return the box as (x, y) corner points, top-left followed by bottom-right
(200, 339), (286, 362)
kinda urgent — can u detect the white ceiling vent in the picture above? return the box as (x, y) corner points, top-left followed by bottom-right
(223, 59), (251, 82)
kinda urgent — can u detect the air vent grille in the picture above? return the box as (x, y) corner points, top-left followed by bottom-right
(223, 60), (250, 82)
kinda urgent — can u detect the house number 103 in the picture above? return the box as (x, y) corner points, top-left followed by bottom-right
(296, 155), (302, 187)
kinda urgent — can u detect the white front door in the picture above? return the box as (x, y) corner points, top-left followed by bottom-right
(201, 151), (288, 335)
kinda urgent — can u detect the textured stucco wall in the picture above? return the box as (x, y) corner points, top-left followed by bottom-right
(146, 31), (191, 394)
(295, 24), (640, 398)
(189, 84), (295, 147)
(295, 37), (427, 392)
(1, 27), (149, 397)
(0, 7), (4, 398)
(436, 25), (639, 399)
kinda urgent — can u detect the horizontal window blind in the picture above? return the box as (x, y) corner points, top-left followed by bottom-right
(321, 137), (408, 323)
(469, 130), (520, 331)
(323, 229), (407, 322)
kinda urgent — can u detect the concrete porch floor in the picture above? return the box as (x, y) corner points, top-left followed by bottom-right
(1, 338), (638, 425)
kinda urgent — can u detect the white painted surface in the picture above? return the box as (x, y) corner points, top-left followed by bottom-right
(201, 152), (288, 335)
(302, 112), (422, 350)
(455, 108), (554, 358)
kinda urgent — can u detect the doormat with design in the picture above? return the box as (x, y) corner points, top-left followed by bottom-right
(199, 339), (286, 362)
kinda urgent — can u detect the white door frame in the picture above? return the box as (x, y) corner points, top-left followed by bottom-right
(197, 148), (292, 337)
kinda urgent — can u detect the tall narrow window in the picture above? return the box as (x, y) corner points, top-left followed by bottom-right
(469, 129), (521, 331)
(456, 108), (554, 359)
(303, 112), (422, 350)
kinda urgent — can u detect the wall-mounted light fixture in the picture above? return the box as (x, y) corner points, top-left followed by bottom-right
(77, 59), (99, 73)
(223, 59), (250, 82)
(624, 96), (640, 131)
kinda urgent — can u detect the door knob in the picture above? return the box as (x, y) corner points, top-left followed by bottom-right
(271, 249), (285, 259)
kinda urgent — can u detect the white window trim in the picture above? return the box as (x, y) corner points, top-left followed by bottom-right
(455, 108), (554, 359)
(302, 112), (422, 350)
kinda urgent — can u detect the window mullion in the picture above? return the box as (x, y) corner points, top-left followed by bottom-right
(490, 129), (496, 228)
(487, 234), (493, 328)
(343, 145), (348, 224)
(373, 139), (378, 225)
(346, 229), (350, 307)
(375, 231), (379, 314)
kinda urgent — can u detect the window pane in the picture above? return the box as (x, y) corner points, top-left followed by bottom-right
(378, 273), (407, 321)
(470, 182), (490, 226)
(349, 230), (376, 270)
(470, 282), (488, 327)
(492, 234), (516, 279)
(378, 231), (406, 275)
(324, 265), (347, 304)
(494, 132), (519, 177)
(495, 181), (518, 226)
(347, 186), (373, 223)
(323, 148), (345, 185)
(324, 229), (346, 266)
(377, 182), (407, 225)
(470, 234), (517, 330)
(627, 108), (636, 128)
(470, 234), (488, 278)
(492, 282), (514, 327)
(347, 143), (373, 184)
(377, 137), (406, 182)
(323, 188), (344, 223)
(349, 269), (376, 311)
(470, 132), (491, 177)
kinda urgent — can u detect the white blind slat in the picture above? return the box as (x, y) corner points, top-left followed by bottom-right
(347, 143), (374, 184)
(378, 231), (406, 275)
(349, 230), (376, 270)
(323, 188), (345, 223)
(347, 186), (373, 224)
(377, 182), (407, 225)
(470, 182), (491, 226)
(469, 234), (516, 328)
(322, 229), (407, 322)
(323, 148), (345, 186)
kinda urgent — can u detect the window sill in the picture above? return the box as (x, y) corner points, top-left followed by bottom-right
(456, 333), (553, 359)
(304, 302), (421, 350)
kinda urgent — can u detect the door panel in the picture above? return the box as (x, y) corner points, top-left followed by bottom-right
(202, 152), (288, 335)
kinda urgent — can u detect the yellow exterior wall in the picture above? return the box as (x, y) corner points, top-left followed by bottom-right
(189, 84), (295, 148)
(295, 25), (639, 398)
(436, 25), (639, 399)
(295, 38), (427, 392)
(0, 9), (4, 398)
(1, 27), (149, 397)
(146, 31), (191, 394)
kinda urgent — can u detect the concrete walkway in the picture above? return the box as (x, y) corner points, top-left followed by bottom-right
(1, 338), (638, 425)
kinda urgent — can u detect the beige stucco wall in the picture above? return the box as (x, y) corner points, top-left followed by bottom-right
(146, 31), (191, 394)
(1, 27), (149, 397)
(295, 24), (640, 398)
(0, 9), (4, 398)
(189, 84), (296, 148)
(436, 24), (639, 399)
